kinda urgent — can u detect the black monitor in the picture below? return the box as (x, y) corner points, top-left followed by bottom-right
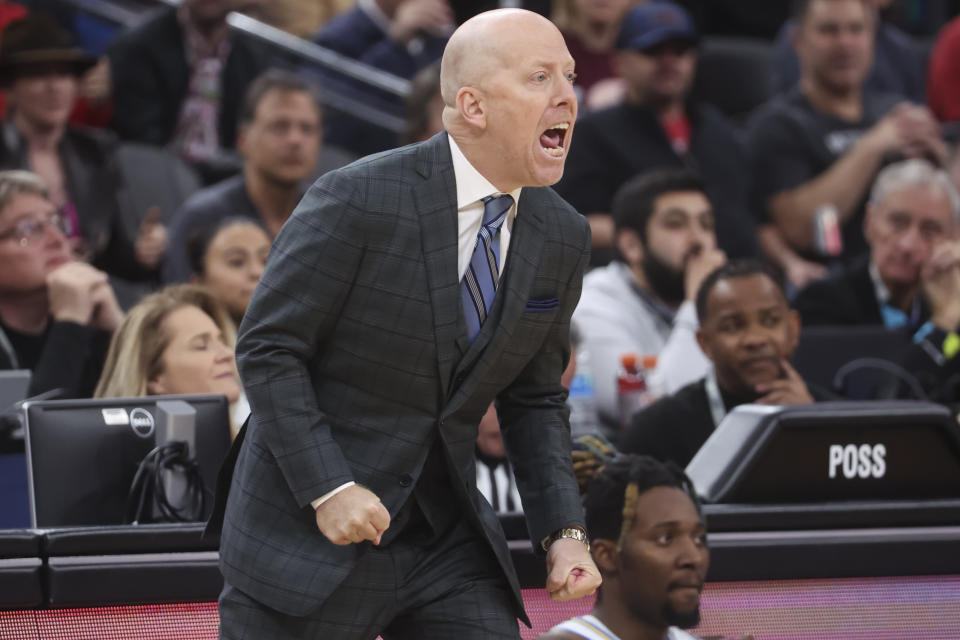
(24, 394), (231, 527)
(0, 370), (30, 413)
(791, 326), (911, 397)
(686, 401), (960, 504)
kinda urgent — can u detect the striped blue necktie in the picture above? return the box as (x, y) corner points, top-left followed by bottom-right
(461, 194), (513, 342)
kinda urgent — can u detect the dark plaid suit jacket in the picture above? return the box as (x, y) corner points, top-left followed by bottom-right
(214, 133), (591, 618)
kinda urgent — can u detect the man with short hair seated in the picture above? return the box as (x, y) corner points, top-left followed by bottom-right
(620, 261), (819, 468)
(536, 453), (707, 640)
(163, 69), (325, 283)
(793, 158), (960, 335)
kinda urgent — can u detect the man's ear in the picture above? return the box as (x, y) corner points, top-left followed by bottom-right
(788, 21), (803, 56)
(616, 228), (644, 266)
(696, 326), (713, 362)
(612, 51), (629, 80)
(591, 538), (619, 574)
(457, 86), (486, 129)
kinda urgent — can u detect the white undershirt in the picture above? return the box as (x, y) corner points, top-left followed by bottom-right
(448, 135), (522, 281)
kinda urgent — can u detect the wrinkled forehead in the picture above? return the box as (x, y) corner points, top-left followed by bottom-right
(875, 183), (957, 225)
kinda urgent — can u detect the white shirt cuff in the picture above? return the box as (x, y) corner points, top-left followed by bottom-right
(310, 481), (356, 510)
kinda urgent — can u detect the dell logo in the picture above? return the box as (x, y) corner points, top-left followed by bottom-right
(828, 444), (886, 479)
(130, 408), (155, 439)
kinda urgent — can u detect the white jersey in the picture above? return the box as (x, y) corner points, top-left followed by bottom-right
(549, 614), (700, 640)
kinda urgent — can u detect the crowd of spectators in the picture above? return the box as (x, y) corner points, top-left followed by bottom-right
(3, 0), (960, 631)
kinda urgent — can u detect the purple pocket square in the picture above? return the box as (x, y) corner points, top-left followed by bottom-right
(525, 297), (559, 312)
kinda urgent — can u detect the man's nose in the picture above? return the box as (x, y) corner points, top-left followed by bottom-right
(740, 322), (770, 348)
(555, 78), (576, 110)
(898, 224), (924, 253)
(675, 534), (702, 567)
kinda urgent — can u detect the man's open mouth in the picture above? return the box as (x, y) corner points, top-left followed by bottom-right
(540, 123), (570, 157)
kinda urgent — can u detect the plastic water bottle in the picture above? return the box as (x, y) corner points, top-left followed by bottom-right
(640, 354), (660, 402)
(568, 349), (601, 438)
(617, 353), (649, 431)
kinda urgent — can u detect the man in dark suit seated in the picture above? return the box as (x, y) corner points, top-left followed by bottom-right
(213, 8), (600, 639)
(793, 158), (960, 338)
(107, 0), (271, 167)
(620, 260), (818, 468)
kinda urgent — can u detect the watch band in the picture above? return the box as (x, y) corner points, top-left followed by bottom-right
(541, 526), (590, 552)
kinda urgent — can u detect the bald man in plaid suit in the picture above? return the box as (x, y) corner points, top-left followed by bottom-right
(212, 9), (601, 639)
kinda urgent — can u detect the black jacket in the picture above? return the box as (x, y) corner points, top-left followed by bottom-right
(793, 258), (929, 329)
(555, 101), (758, 261)
(108, 7), (271, 151)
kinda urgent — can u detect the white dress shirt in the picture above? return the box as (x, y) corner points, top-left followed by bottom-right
(448, 135), (523, 280)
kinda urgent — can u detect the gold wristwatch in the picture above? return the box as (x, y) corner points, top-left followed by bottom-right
(541, 526), (590, 552)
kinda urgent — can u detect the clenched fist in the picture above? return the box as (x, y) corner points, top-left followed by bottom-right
(314, 484), (391, 546)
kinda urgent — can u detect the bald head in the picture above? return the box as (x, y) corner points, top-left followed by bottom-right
(440, 9), (563, 108)
(438, 8), (576, 192)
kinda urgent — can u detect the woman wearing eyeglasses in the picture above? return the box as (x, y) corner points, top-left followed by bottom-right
(0, 170), (122, 399)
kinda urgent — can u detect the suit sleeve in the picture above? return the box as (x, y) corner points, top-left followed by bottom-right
(496, 215), (591, 549)
(235, 170), (365, 508)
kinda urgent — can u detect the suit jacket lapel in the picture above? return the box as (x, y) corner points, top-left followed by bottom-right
(446, 189), (547, 413)
(414, 134), (460, 402)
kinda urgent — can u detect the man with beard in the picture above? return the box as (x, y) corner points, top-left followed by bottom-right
(536, 454), (708, 640)
(620, 260), (818, 468)
(572, 169), (725, 434)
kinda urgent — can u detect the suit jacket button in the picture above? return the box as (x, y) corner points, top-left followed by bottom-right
(399, 474), (413, 487)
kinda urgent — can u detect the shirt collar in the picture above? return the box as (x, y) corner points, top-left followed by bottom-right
(869, 259), (923, 329)
(868, 260), (891, 305)
(447, 135), (523, 211)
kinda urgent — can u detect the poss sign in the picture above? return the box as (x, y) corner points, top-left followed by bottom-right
(688, 401), (960, 504)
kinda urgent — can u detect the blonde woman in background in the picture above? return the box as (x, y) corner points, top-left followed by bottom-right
(94, 284), (247, 438)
